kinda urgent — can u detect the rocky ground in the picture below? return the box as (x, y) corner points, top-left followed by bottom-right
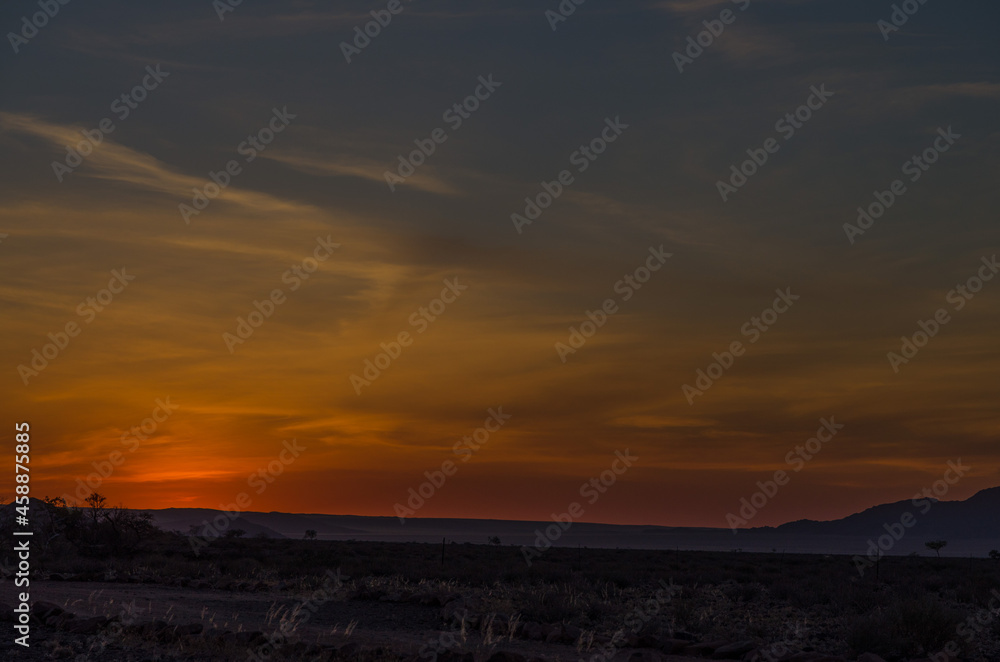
(2, 538), (998, 662)
(0, 578), (973, 662)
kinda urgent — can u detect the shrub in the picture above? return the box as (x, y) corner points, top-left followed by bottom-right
(847, 597), (964, 659)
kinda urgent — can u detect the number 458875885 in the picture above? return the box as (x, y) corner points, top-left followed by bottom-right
(15, 422), (30, 499)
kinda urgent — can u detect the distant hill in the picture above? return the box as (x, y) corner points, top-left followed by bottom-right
(130, 486), (1000, 557)
(774, 486), (1000, 540)
(7, 488), (999, 557)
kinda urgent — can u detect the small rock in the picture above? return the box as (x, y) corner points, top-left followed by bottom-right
(562, 624), (582, 644)
(439, 652), (475, 662)
(48, 612), (76, 628)
(236, 630), (266, 646)
(283, 641), (310, 656)
(521, 622), (545, 641)
(616, 631), (640, 648)
(638, 633), (661, 648)
(712, 641), (756, 659)
(487, 652), (527, 662)
(658, 639), (691, 654)
(31, 601), (64, 624)
(684, 641), (730, 657)
(64, 617), (107, 635)
(174, 622), (204, 636)
(141, 620), (170, 634)
(140, 620), (176, 643)
(420, 592), (460, 606)
(441, 599), (469, 623)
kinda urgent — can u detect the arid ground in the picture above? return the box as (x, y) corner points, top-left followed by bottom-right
(3, 536), (1000, 662)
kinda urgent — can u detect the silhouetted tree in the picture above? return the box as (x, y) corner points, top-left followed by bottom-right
(225, 528), (246, 538)
(304, 529), (317, 540)
(103, 505), (155, 553)
(989, 549), (1000, 561)
(36, 496), (71, 555)
(925, 540), (947, 558)
(31, 493), (158, 557)
(85, 492), (107, 526)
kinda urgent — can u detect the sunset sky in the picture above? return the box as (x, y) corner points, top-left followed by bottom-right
(2, 0), (998, 529)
